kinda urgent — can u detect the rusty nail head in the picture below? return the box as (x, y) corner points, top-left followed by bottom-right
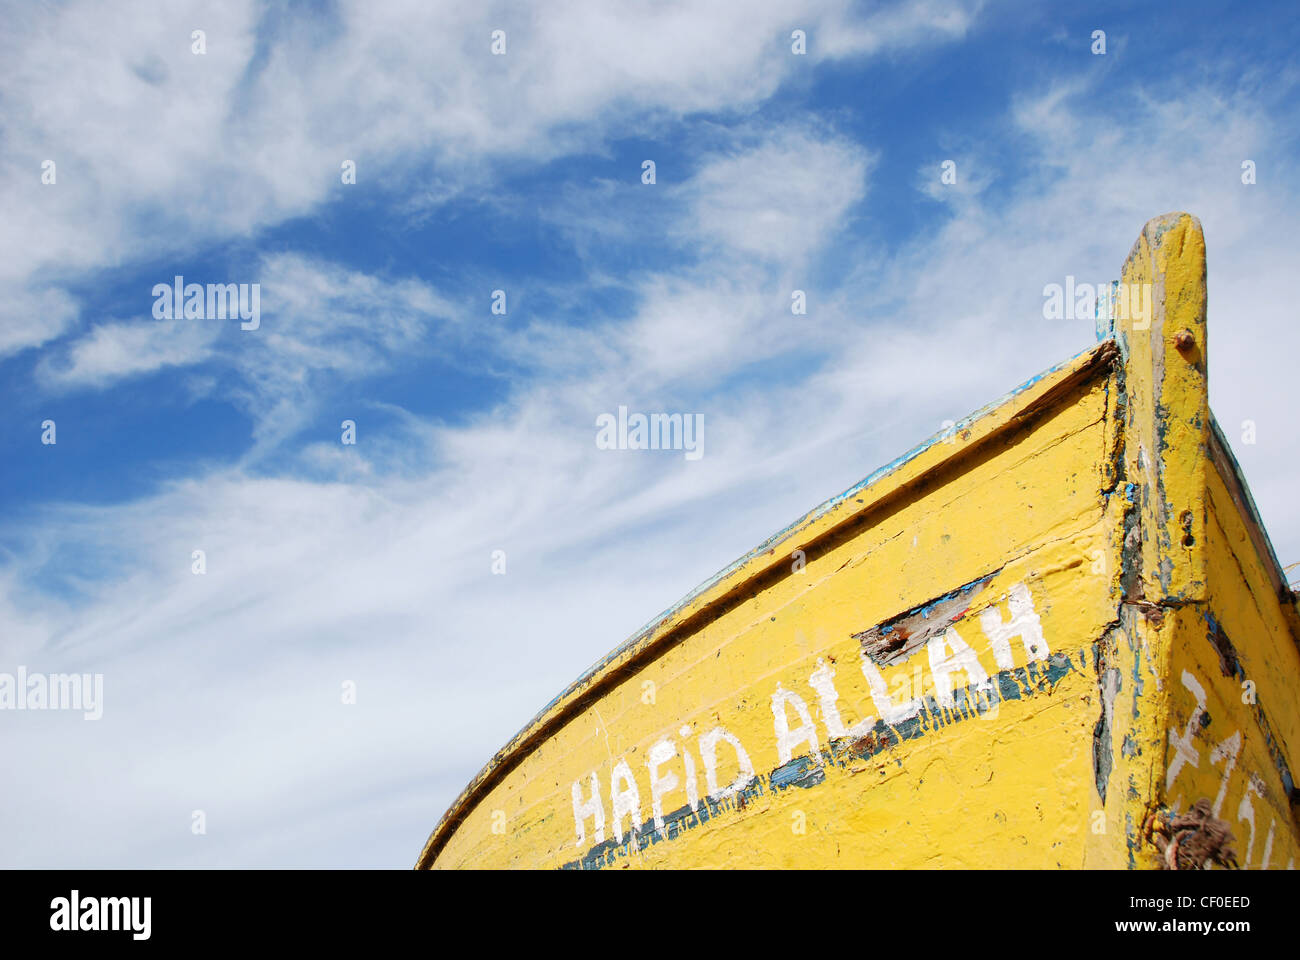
(1173, 329), (1195, 351)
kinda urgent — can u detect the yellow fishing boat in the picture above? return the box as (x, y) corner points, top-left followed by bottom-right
(417, 213), (1299, 869)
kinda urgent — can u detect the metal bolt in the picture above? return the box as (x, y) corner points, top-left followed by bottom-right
(1173, 329), (1195, 351)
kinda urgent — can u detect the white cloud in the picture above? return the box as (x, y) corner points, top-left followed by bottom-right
(38, 317), (220, 389)
(681, 128), (872, 263)
(0, 0), (978, 362)
(0, 286), (80, 359)
(35, 252), (462, 458)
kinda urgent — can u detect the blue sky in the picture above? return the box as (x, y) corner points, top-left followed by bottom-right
(2, 0), (1298, 866)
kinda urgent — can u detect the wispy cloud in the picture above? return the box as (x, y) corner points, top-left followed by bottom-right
(0, 0), (978, 363)
(38, 318), (221, 390)
(679, 127), (872, 264)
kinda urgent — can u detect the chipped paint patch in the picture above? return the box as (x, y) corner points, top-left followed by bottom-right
(854, 573), (997, 667)
(1094, 665), (1122, 802)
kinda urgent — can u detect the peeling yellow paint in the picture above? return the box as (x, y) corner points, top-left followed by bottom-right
(418, 214), (1299, 870)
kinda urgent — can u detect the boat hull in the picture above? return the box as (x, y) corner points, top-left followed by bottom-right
(418, 214), (1300, 869)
